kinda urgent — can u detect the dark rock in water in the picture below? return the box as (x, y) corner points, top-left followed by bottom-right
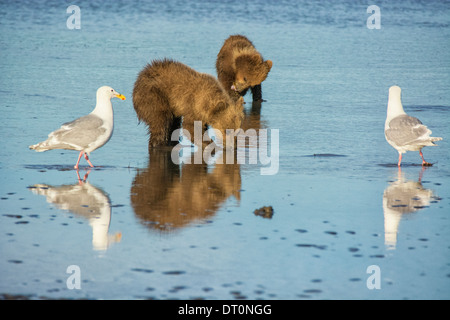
(253, 206), (274, 219)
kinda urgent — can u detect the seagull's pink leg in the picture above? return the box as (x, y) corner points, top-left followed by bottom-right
(83, 152), (94, 168)
(397, 153), (402, 167)
(419, 150), (432, 166)
(74, 151), (84, 169)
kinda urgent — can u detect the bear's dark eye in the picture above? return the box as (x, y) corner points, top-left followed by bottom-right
(243, 77), (247, 82)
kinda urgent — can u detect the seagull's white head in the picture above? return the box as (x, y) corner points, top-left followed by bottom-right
(97, 86), (126, 101)
(389, 85), (401, 99)
(387, 85), (405, 119)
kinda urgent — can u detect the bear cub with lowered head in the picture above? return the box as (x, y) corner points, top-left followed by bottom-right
(133, 59), (244, 149)
(216, 35), (272, 102)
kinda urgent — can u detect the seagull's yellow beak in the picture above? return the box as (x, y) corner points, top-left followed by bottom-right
(115, 93), (126, 101)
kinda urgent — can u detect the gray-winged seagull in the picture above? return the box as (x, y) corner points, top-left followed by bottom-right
(29, 86), (126, 169)
(385, 85), (442, 167)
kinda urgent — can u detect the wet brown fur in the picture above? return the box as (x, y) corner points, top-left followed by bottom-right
(133, 59), (244, 149)
(216, 35), (272, 102)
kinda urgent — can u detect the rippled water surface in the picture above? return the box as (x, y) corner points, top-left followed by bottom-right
(1, 0), (450, 299)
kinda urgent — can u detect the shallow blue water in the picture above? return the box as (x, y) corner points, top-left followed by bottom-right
(1, 0), (449, 299)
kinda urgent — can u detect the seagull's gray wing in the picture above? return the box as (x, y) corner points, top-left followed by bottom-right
(48, 114), (106, 149)
(385, 114), (431, 147)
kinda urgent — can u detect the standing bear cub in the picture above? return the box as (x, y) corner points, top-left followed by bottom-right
(133, 59), (244, 149)
(216, 35), (272, 102)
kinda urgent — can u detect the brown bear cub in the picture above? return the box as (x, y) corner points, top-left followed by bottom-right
(133, 59), (244, 149)
(216, 35), (272, 102)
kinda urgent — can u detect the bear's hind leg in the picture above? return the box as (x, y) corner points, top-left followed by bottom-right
(148, 111), (175, 149)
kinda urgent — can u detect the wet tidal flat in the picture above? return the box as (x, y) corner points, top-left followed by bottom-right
(1, 158), (449, 299)
(1, 0), (450, 299)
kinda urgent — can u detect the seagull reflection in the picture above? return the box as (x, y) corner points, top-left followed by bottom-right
(29, 170), (121, 251)
(383, 167), (441, 250)
(131, 149), (241, 233)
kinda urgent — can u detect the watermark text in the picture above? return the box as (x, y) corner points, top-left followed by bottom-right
(66, 5), (81, 30)
(171, 121), (279, 175)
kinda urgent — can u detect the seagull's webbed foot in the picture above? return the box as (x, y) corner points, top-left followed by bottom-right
(419, 151), (433, 167)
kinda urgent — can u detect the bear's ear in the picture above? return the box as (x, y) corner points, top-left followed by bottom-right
(265, 60), (273, 71)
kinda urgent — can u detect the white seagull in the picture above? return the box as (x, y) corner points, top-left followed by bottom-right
(384, 86), (442, 167)
(29, 86), (126, 169)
